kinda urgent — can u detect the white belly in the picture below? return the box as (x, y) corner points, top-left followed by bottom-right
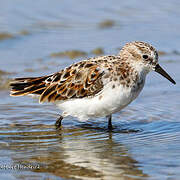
(55, 81), (144, 121)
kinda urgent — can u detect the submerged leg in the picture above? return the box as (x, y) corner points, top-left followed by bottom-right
(107, 114), (113, 130)
(55, 115), (63, 128)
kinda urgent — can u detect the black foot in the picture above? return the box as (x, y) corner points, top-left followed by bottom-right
(108, 124), (113, 131)
(107, 114), (113, 130)
(55, 115), (63, 128)
(119, 128), (141, 133)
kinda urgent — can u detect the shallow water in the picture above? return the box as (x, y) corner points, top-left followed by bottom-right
(0, 0), (180, 179)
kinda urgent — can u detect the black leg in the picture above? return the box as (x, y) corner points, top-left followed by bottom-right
(107, 114), (113, 130)
(55, 115), (63, 128)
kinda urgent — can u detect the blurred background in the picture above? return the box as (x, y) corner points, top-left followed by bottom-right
(0, 0), (180, 179)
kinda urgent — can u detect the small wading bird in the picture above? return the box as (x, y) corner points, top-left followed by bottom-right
(10, 41), (176, 130)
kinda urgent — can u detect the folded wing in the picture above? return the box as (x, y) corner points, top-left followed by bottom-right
(10, 60), (106, 103)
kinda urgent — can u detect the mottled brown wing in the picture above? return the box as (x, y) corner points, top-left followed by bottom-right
(39, 61), (105, 103)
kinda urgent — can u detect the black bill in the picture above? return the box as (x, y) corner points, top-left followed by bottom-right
(155, 64), (176, 84)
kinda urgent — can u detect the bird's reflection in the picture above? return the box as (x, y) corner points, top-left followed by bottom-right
(2, 122), (148, 179)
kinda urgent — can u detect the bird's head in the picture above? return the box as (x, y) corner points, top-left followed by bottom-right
(119, 41), (176, 84)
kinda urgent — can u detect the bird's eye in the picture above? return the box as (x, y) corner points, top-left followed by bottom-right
(142, 55), (149, 60)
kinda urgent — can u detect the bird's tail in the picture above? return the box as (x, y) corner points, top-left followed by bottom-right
(10, 75), (50, 97)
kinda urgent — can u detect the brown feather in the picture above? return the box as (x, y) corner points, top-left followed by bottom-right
(10, 58), (111, 103)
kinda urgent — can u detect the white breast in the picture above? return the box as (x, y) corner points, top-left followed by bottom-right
(55, 80), (145, 121)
